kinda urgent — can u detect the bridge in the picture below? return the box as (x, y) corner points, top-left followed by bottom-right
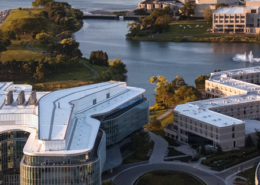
(82, 14), (145, 20)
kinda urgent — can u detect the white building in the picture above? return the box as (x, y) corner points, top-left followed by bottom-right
(0, 81), (149, 185)
(165, 67), (260, 151)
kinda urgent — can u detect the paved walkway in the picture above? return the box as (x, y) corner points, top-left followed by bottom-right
(157, 105), (175, 120)
(173, 145), (197, 157)
(147, 130), (168, 164)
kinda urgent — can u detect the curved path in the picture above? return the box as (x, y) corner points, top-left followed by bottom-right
(113, 163), (225, 185)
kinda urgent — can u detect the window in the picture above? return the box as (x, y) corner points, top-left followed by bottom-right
(232, 133), (235, 138)
(251, 9), (256, 13)
(211, 133), (213, 138)
(216, 128), (218, 133)
(211, 127), (213, 131)
(190, 126), (192, 130)
(232, 127), (235, 132)
(205, 131), (207, 136)
(200, 123), (202, 127)
(205, 125), (207, 129)
(200, 129), (202, 134)
(190, 120), (192, 124)
(216, 135), (218, 140)
(93, 99), (97, 105)
(106, 93), (110, 99)
(195, 127), (197, 132)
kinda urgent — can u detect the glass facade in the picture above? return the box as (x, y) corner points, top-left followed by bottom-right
(95, 97), (149, 146)
(20, 130), (106, 185)
(0, 131), (30, 185)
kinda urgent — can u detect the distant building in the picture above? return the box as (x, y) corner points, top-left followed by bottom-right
(0, 82), (149, 185)
(212, 6), (260, 33)
(137, 0), (180, 14)
(165, 66), (260, 151)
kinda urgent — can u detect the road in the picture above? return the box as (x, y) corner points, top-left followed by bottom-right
(113, 163), (225, 185)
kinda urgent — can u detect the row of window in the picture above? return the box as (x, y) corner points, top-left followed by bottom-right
(215, 20), (244, 23)
(215, 16), (245, 19)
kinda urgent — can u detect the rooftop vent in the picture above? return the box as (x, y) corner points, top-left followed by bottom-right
(5, 91), (13, 105)
(29, 91), (37, 105)
(17, 90), (25, 105)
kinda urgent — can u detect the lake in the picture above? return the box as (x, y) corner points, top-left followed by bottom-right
(74, 19), (260, 105)
(1, 1), (260, 105)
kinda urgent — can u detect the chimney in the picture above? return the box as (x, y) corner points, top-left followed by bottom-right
(17, 91), (25, 105)
(29, 91), (37, 105)
(5, 91), (13, 105)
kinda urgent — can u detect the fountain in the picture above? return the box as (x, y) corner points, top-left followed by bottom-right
(232, 51), (260, 62)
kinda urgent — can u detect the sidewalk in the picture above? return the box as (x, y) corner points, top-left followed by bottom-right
(157, 105), (175, 120)
(147, 130), (168, 163)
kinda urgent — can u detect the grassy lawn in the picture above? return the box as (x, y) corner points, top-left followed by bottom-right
(134, 19), (260, 42)
(45, 67), (94, 82)
(0, 9), (32, 32)
(134, 170), (206, 185)
(1, 50), (43, 62)
(150, 109), (167, 117)
(238, 166), (257, 185)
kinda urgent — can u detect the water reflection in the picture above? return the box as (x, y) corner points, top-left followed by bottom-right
(74, 20), (260, 104)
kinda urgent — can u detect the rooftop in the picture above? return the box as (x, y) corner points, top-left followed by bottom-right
(215, 7), (245, 14)
(0, 81), (146, 156)
(175, 66), (260, 128)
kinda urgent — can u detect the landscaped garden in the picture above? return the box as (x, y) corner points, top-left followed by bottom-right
(202, 147), (259, 171)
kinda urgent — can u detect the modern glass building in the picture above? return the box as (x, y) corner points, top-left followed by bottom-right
(0, 82), (149, 185)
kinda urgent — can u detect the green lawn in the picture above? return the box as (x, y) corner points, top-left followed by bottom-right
(134, 19), (260, 42)
(1, 50), (43, 62)
(0, 9), (32, 32)
(45, 67), (94, 82)
(134, 170), (206, 185)
(238, 166), (257, 185)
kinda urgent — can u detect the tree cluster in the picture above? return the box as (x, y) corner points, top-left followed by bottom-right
(179, 2), (195, 19)
(195, 75), (209, 89)
(96, 58), (128, 82)
(89, 50), (108, 66)
(150, 75), (201, 110)
(132, 132), (151, 159)
(203, 7), (212, 22)
(0, 39), (11, 58)
(127, 7), (173, 38)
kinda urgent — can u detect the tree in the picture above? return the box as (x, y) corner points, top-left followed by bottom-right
(245, 135), (254, 148)
(215, 3), (228, 10)
(149, 75), (175, 110)
(0, 41), (7, 59)
(132, 132), (151, 159)
(204, 7), (212, 22)
(33, 63), (48, 80)
(255, 129), (260, 150)
(108, 58), (127, 81)
(90, 50), (108, 66)
(179, 2), (195, 19)
(134, 9), (148, 15)
(150, 116), (161, 128)
(60, 38), (82, 58)
(217, 144), (223, 154)
(35, 32), (53, 45)
(155, 14), (173, 33)
(172, 76), (187, 90)
(32, 0), (53, 7)
(200, 144), (206, 155)
(126, 22), (141, 38)
(172, 85), (201, 104)
(102, 181), (115, 185)
(195, 75), (209, 89)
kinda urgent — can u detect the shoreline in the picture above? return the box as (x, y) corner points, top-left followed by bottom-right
(127, 35), (260, 43)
